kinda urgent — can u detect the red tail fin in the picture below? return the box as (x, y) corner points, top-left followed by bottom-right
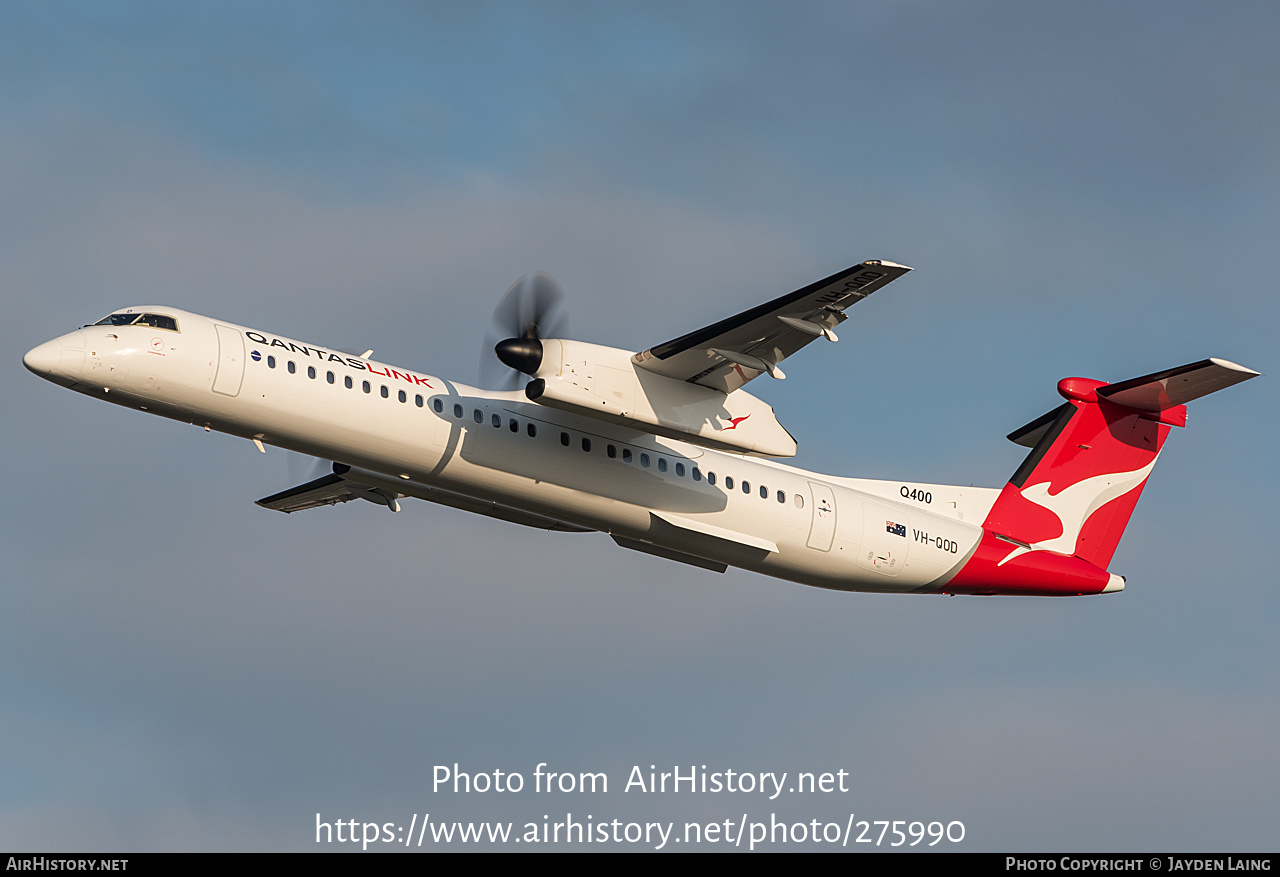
(945, 359), (1256, 596)
(984, 383), (1169, 568)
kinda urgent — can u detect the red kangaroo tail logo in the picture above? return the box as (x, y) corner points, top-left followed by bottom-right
(720, 414), (750, 431)
(945, 359), (1257, 596)
(982, 377), (1172, 569)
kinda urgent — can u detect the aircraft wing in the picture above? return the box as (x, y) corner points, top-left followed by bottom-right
(256, 464), (400, 513)
(631, 260), (911, 393)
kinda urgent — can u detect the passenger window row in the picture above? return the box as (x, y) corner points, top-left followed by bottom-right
(439, 402), (804, 508)
(437, 398), (538, 437)
(263, 356), (426, 408)
(260, 355), (806, 509)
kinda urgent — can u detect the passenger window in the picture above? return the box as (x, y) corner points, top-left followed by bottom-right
(326, 371), (334, 384)
(267, 356), (276, 368)
(492, 413), (501, 427)
(416, 395), (424, 408)
(692, 466), (701, 482)
(623, 448), (632, 463)
(453, 403), (463, 418)
(675, 462), (685, 477)
(795, 494), (804, 509)
(287, 361), (296, 374)
(581, 437), (591, 452)
(398, 390), (407, 403)
(510, 418), (518, 432)
(708, 472), (716, 486)
(363, 381), (371, 393)
(473, 409), (483, 423)
(640, 453), (650, 468)
(742, 480), (750, 494)
(433, 398), (443, 413)
(307, 366), (315, 379)
(345, 376), (353, 389)
(527, 423), (537, 437)
(760, 485), (768, 499)
(607, 444), (616, 459)
(658, 458), (667, 472)
(560, 432), (570, 446)
(382, 386), (390, 399)
(777, 490), (785, 503)
(725, 476), (734, 490)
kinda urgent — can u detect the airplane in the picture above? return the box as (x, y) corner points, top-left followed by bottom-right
(23, 260), (1259, 596)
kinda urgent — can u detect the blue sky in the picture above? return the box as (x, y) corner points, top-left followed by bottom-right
(3, 1), (1277, 851)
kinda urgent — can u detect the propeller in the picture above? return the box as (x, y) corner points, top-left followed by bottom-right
(479, 271), (568, 389)
(286, 450), (332, 485)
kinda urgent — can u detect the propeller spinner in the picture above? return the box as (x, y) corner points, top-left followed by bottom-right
(480, 271), (567, 389)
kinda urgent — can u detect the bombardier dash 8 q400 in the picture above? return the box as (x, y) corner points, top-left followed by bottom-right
(25, 261), (1258, 596)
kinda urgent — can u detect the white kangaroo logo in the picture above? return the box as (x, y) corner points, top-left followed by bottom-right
(997, 456), (1159, 566)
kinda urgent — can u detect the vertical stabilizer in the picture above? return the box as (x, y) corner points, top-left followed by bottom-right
(988, 359), (1257, 568)
(945, 359), (1257, 595)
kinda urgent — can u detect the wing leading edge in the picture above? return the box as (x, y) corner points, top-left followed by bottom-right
(631, 260), (911, 393)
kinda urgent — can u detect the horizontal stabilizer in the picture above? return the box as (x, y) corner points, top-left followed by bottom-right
(979, 355), (1259, 576)
(1096, 358), (1259, 411)
(1008, 358), (1260, 447)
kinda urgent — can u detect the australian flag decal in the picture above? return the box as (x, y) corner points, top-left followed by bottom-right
(886, 521), (906, 537)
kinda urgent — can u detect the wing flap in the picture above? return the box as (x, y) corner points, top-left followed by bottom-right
(256, 464), (400, 513)
(651, 511), (779, 554)
(256, 472), (363, 513)
(611, 536), (729, 573)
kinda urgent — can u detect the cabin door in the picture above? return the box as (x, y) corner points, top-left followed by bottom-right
(212, 324), (245, 397)
(806, 482), (837, 551)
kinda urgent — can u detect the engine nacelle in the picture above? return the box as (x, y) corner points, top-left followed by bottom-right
(524, 340), (797, 457)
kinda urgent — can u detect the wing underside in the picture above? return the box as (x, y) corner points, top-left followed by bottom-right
(632, 260), (911, 393)
(257, 462), (594, 532)
(256, 467), (400, 513)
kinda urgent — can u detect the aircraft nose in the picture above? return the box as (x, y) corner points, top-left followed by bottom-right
(23, 339), (61, 377)
(24, 332), (85, 384)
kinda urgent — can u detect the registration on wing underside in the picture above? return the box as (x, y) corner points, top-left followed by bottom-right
(631, 260), (911, 394)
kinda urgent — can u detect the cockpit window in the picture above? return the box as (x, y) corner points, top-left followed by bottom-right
(134, 313), (178, 330)
(93, 312), (179, 332)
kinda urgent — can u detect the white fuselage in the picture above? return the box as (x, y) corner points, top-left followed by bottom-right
(25, 308), (1001, 593)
